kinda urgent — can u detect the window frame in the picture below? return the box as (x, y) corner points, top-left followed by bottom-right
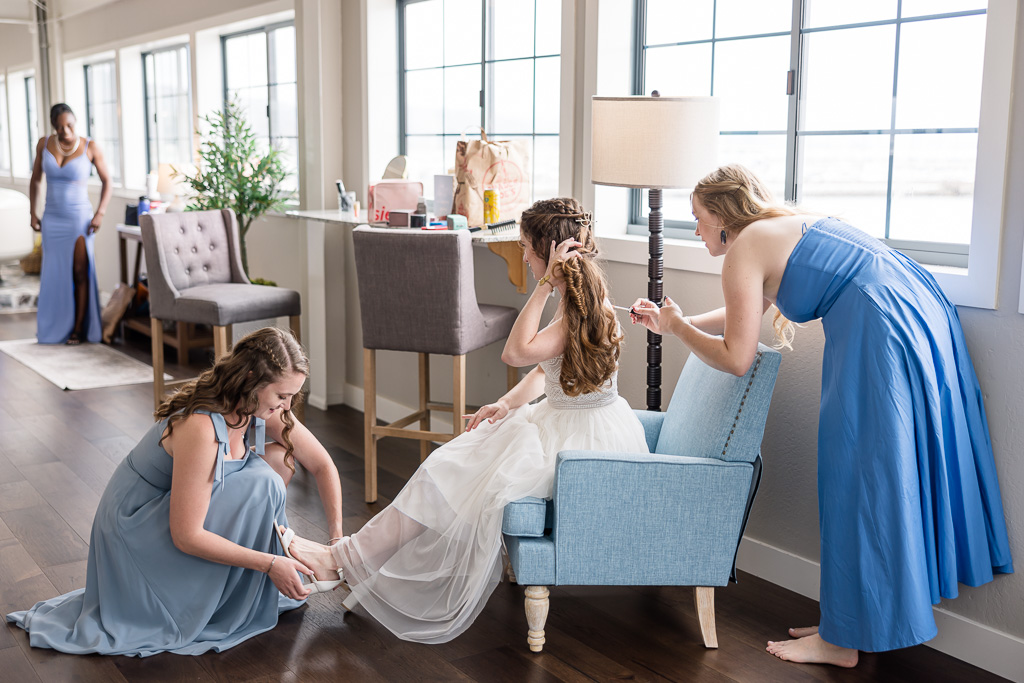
(0, 76), (9, 175)
(396, 0), (561, 203)
(219, 20), (299, 194)
(24, 75), (36, 168)
(141, 43), (193, 174)
(627, 0), (991, 269)
(83, 59), (121, 183)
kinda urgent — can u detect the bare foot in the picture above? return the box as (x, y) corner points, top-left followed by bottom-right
(766, 633), (858, 668)
(280, 526), (342, 581)
(788, 626), (819, 638)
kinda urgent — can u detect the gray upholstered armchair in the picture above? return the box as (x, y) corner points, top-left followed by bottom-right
(502, 345), (781, 653)
(140, 209), (301, 407)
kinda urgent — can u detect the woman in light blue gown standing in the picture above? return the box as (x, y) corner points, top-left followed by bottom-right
(29, 103), (111, 344)
(7, 327), (346, 656)
(632, 165), (1013, 668)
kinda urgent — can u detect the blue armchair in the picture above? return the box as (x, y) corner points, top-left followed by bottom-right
(502, 344), (781, 652)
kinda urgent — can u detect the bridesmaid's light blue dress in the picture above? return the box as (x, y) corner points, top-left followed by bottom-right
(775, 217), (1014, 652)
(6, 411), (303, 657)
(36, 137), (102, 344)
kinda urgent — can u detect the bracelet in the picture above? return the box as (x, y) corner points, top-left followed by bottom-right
(537, 274), (552, 289)
(266, 555), (277, 573)
(328, 537), (343, 545)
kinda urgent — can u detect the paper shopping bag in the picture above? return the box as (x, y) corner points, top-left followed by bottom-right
(453, 131), (531, 227)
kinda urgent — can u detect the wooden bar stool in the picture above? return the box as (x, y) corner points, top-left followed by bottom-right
(140, 209), (302, 409)
(353, 226), (520, 503)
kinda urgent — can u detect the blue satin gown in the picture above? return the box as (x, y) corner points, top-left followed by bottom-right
(36, 137), (102, 343)
(6, 411), (304, 657)
(775, 217), (1014, 652)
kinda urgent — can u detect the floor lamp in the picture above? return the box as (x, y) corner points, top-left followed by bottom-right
(591, 94), (719, 411)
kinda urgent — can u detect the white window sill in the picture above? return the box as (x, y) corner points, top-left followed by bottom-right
(598, 232), (983, 308)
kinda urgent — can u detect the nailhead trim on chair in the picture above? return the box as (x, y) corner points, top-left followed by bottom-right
(721, 351), (763, 458)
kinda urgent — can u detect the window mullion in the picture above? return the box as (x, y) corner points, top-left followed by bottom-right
(884, 2), (904, 240)
(785, 0), (802, 203)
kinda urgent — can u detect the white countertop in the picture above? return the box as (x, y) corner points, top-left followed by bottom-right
(284, 209), (519, 242)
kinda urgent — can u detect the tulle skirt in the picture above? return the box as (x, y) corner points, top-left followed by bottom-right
(332, 396), (648, 643)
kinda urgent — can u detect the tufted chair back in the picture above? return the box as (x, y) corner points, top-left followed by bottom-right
(140, 209), (248, 320)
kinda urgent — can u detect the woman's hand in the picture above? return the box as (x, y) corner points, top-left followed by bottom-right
(88, 212), (103, 234)
(631, 296), (685, 335)
(541, 238), (583, 287)
(30, 214), (40, 232)
(267, 555), (314, 601)
(463, 400), (510, 432)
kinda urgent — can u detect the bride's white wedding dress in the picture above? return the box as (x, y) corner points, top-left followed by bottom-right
(331, 352), (649, 643)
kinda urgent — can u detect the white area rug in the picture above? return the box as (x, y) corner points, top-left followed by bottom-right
(0, 339), (171, 390)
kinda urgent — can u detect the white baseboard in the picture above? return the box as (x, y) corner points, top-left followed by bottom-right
(737, 537), (1024, 682)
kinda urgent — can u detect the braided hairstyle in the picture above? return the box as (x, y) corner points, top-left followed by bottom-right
(520, 198), (622, 396)
(693, 164), (800, 349)
(155, 327), (309, 471)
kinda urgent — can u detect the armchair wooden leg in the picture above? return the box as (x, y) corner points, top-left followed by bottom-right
(419, 353), (430, 462)
(364, 348), (378, 503)
(507, 364), (518, 392)
(289, 315), (301, 344)
(213, 325), (230, 361)
(694, 586), (718, 648)
(151, 317), (165, 410)
(525, 586), (550, 653)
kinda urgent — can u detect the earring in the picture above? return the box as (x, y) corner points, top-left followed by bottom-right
(720, 230), (727, 245)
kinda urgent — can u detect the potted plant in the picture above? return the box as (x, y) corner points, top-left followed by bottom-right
(176, 100), (290, 281)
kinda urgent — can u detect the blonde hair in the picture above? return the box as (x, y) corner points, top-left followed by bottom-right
(693, 164), (800, 349)
(520, 198), (622, 395)
(155, 327), (308, 470)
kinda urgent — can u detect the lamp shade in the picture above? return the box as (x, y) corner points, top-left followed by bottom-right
(156, 163), (178, 194)
(590, 96), (720, 189)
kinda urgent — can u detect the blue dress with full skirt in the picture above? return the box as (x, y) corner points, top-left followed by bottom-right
(775, 217), (1014, 652)
(37, 138), (102, 344)
(6, 411), (303, 656)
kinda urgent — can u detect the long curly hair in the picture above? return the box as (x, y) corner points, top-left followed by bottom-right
(520, 197), (622, 396)
(693, 164), (800, 349)
(155, 327), (309, 471)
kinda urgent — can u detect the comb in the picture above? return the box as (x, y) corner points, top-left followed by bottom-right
(484, 219), (517, 233)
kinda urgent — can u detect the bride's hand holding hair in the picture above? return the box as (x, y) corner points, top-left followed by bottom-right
(542, 237), (583, 288)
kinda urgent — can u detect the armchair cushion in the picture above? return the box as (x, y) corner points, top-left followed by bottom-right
(174, 283), (301, 327)
(502, 496), (551, 537)
(633, 410), (666, 452)
(551, 450), (754, 586)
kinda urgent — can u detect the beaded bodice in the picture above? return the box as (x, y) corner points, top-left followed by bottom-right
(539, 354), (619, 410)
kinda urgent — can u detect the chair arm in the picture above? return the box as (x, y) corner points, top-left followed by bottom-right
(632, 410), (665, 452)
(549, 450), (754, 587)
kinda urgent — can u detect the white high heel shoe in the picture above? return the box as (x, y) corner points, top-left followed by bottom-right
(273, 520), (356, 604)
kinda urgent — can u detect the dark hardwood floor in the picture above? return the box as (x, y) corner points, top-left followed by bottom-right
(0, 312), (1007, 682)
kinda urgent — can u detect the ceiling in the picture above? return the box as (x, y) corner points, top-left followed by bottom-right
(0, 0), (121, 23)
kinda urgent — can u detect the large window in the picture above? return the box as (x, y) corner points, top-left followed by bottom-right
(143, 45), (193, 172)
(633, 0), (988, 265)
(85, 60), (121, 182)
(222, 22), (299, 194)
(399, 0), (561, 203)
(0, 78), (9, 174)
(25, 75), (37, 167)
